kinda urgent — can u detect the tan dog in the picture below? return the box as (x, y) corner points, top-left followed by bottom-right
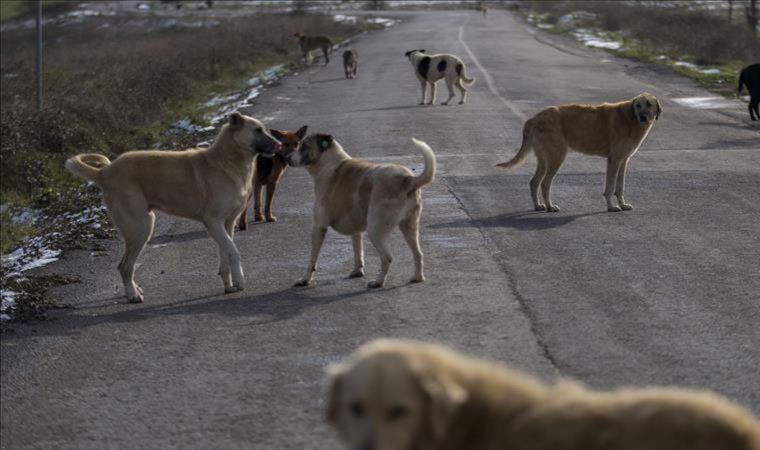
(281, 134), (436, 288)
(405, 50), (475, 105)
(65, 113), (282, 303)
(497, 93), (661, 212)
(327, 339), (760, 450)
(238, 126), (307, 230)
(294, 31), (333, 65)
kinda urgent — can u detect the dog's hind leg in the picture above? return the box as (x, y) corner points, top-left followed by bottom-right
(349, 233), (365, 278)
(295, 225), (328, 287)
(614, 158), (633, 211)
(252, 182), (265, 222)
(750, 98), (759, 120)
(264, 182), (278, 222)
(541, 153), (565, 213)
(206, 220), (244, 292)
(442, 77), (456, 105)
(367, 205), (399, 288)
(419, 81), (427, 105)
(428, 82), (437, 105)
(455, 77), (467, 105)
(400, 205), (424, 283)
(107, 195), (154, 303)
(530, 157), (548, 211)
(604, 156), (625, 212)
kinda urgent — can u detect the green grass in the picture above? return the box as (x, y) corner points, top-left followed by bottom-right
(0, 1), (69, 22)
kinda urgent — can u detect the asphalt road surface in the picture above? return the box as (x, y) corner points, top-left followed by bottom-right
(2, 9), (759, 450)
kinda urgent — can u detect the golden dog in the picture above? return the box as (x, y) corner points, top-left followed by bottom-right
(281, 134), (436, 288)
(497, 93), (661, 212)
(327, 339), (760, 450)
(65, 113), (281, 303)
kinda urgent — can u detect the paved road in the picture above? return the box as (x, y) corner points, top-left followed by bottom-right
(2, 9), (759, 450)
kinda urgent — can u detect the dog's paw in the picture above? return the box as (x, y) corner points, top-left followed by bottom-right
(237, 222), (248, 231)
(294, 279), (312, 287)
(608, 206), (622, 212)
(265, 215), (277, 222)
(547, 205), (560, 213)
(367, 280), (384, 289)
(418, 102), (425, 105)
(126, 293), (144, 304)
(535, 204), (547, 211)
(409, 276), (425, 284)
(458, 100), (465, 105)
(254, 214), (265, 222)
(225, 284), (244, 294)
(620, 203), (633, 211)
(349, 269), (365, 278)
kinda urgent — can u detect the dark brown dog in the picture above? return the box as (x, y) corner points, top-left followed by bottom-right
(238, 126), (307, 230)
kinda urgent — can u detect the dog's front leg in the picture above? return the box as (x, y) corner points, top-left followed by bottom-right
(206, 220), (244, 292)
(295, 224), (327, 287)
(349, 233), (365, 278)
(604, 157), (624, 212)
(428, 82), (437, 105)
(419, 81), (427, 105)
(614, 158), (633, 211)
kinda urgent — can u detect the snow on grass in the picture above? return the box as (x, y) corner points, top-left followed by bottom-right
(674, 61), (721, 75)
(1, 289), (17, 321)
(573, 29), (622, 50)
(672, 96), (738, 109)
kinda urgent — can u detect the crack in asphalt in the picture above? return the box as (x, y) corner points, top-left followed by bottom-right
(440, 176), (561, 374)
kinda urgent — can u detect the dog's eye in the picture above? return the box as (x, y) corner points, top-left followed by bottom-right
(635, 103), (641, 109)
(349, 402), (365, 418)
(386, 406), (408, 421)
(645, 101), (651, 107)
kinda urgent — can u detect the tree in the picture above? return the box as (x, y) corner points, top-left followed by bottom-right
(747, 0), (758, 37)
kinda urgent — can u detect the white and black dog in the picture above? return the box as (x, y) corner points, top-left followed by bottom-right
(405, 50), (475, 105)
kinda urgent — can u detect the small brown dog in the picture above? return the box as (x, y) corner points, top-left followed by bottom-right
(238, 126), (307, 230)
(327, 339), (760, 450)
(294, 31), (333, 65)
(497, 93), (661, 212)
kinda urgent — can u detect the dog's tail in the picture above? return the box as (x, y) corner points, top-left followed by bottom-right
(65, 153), (111, 186)
(496, 119), (533, 169)
(409, 138), (436, 191)
(456, 63), (475, 85)
(738, 69), (745, 95)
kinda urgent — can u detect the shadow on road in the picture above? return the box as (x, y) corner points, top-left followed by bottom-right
(430, 210), (607, 231)
(150, 230), (208, 245)
(10, 287), (371, 339)
(351, 104), (423, 113)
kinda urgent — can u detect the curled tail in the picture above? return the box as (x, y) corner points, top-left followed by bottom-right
(496, 119), (534, 169)
(456, 63), (475, 85)
(65, 153), (111, 185)
(409, 138), (436, 191)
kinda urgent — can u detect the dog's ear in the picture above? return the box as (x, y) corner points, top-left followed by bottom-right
(229, 112), (244, 129)
(419, 371), (467, 441)
(325, 363), (347, 425)
(405, 50), (413, 58)
(295, 125), (308, 140)
(317, 134), (333, 151)
(420, 49), (426, 53)
(630, 101), (637, 122)
(655, 98), (662, 120)
(269, 128), (284, 140)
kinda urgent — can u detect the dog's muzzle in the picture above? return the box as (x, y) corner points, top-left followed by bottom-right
(638, 114), (651, 123)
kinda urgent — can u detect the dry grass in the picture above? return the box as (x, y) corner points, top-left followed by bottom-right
(528, 1), (760, 65)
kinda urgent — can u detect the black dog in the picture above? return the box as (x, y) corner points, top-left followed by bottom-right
(738, 63), (760, 121)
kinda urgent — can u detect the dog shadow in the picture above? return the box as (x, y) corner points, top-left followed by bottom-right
(351, 104), (427, 113)
(431, 210), (607, 231)
(15, 286), (372, 339)
(310, 77), (346, 84)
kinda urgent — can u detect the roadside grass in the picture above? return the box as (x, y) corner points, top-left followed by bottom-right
(523, 1), (760, 97)
(0, 0), (71, 22)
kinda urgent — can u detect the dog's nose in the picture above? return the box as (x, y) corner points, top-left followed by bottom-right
(273, 141), (283, 153)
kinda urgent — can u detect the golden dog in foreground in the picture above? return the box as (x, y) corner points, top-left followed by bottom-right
(327, 339), (760, 450)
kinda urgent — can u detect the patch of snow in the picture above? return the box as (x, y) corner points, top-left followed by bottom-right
(197, 141), (211, 148)
(573, 29), (622, 50)
(1, 289), (16, 321)
(367, 17), (397, 28)
(170, 118), (205, 134)
(674, 61), (721, 75)
(334, 14), (358, 24)
(672, 96), (737, 109)
(537, 23), (554, 29)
